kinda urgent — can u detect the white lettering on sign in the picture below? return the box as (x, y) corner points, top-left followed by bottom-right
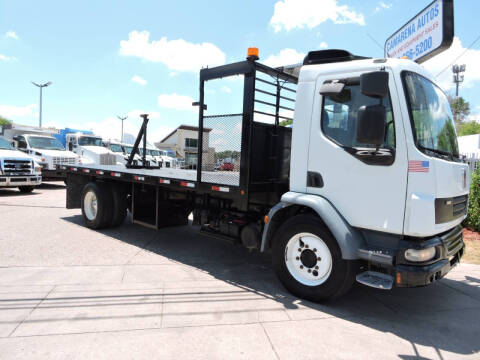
(385, 0), (443, 62)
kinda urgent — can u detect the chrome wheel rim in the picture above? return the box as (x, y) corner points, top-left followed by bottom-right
(285, 232), (332, 286)
(84, 190), (98, 221)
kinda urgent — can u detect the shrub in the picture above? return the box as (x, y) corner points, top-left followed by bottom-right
(464, 167), (480, 231)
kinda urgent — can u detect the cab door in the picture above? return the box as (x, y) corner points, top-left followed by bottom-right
(306, 69), (408, 235)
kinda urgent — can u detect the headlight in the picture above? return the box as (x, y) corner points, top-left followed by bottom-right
(404, 247), (436, 262)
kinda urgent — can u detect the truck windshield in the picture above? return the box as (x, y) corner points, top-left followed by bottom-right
(78, 137), (103, 146)
(125, 146), (133, 154)
(151, 150), (160, 156)
(402, 71), (459, 159)
(0, 137), (14, 150)
(109, 144), (123, 153)
(28, 136), (65, 150)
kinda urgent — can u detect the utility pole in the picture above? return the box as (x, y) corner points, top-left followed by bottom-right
(117, 115), (128, 142)
(31, 81), (52, 127)
(452, 64), (466, 97)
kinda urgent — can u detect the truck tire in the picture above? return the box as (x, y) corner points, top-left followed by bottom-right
(110, 185), (127, 227)
(272, 214), (357, 302)
(81, 182), (113, 229)
(18, 186), (35, 193)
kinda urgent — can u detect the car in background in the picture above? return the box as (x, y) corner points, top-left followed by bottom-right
(220, 162), (234, 171)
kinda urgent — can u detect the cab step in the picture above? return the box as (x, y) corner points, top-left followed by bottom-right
(356, 271), (393, 290)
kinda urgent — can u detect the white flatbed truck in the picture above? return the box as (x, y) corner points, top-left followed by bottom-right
(63, 49), (468, 301)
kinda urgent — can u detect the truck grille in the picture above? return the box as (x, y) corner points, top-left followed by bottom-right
(1, 160), (33, 176)
(99, 153), (117, 165)
(442, 227), (463, 256)
(452, 195), (468, 218)
(52, 157), (76, 165)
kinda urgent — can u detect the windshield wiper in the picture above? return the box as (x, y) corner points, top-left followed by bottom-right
(419, 146), (458, 160)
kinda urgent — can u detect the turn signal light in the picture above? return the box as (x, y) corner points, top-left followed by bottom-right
(264, 215), (269, 224)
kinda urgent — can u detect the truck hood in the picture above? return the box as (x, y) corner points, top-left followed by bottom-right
(0, 149), (33, 161)
(32, 149), (78, 158)
(81, 146), (112, 155)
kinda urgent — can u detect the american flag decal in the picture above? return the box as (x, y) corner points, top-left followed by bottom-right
(409, 160), (429, 173)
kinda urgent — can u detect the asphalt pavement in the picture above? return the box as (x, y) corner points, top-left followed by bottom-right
(0, 182), (479, 359)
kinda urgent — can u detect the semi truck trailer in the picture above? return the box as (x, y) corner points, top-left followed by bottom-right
(62, 49), (469, 301)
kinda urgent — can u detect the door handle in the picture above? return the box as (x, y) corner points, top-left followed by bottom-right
(307, 171), (324, 188)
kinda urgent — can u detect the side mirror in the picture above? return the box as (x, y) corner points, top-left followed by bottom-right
(360, 71), (389, 98)
(356, 105), (386, 145)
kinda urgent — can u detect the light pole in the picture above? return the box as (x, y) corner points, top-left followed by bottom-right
(452, 64), (466, 97)
(117, 115), (128, 142)
(31, 81), (52, 127)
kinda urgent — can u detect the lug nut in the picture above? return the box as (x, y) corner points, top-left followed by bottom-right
(296, 256), (299, 260)
(307, 269), (311, 273)
(315, 266), (319, 270)
(298, 248), (301, 252)
(313, 248), (317, 252)
(305, 244), (309, 248)
(300, 265), (304, 269)
(317, 257), (321, 261)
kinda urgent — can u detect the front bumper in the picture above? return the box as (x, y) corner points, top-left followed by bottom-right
(41, 169), (66, 180)
(361, 226), (464, 288)
(396, 226), (464, 287)
(0, 175), (42, 187)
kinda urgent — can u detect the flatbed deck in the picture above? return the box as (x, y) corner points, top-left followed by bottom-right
(61, 163), (240, 189)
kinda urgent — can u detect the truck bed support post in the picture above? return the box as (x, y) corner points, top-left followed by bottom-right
(126, 114), (149, 168)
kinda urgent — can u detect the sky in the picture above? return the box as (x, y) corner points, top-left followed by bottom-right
(1, 0), (480, 144)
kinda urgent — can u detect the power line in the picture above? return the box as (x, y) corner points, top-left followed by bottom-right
(435, 34), (480, 78)
(366, 33), (384, 53)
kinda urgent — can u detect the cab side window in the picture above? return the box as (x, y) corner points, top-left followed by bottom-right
(321, 84), (395, 150)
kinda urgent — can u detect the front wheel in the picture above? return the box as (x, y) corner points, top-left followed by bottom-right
(18, 186), (35, 193)
(272, 214), (357, 302)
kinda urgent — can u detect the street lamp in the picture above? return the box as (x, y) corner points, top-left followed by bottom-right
(31, 81), (52, 127)
(117, 115), (128, 143)
(452, 64), (466, 97)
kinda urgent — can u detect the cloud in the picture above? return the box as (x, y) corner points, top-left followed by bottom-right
(0, 104), (36, 119)
(119, 30), (226, 72)
(158, 93), (196, 112)
(374, 1), (392, 14)
(270, 0), (365, 32)
(263, 48), (306, 68)
(5, 31), (18, 39)
(0, 54), (15, 61)
(221, 86), (231, 93)
(319, 41), (328, 49)
(131, 75), (147, 85)
(423, 37), (480, 91)
(212, 138), (227, 146)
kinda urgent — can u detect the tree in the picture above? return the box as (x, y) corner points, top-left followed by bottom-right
(458, 121), (480, 136)
(0, 116), (11, 127)
(447, 95), (470, 129)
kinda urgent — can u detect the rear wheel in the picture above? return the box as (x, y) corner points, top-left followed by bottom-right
(272, 214), (357, 302)
(18, 186), (35, 193)
(81, 182), (113, 229)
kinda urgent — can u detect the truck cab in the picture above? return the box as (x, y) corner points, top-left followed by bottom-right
(13, 134), (79, 179)
(0, 136), (42, 192)
(66, 133), (119, 166)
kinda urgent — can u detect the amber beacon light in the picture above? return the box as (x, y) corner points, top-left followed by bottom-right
(247, 47), (259, 61)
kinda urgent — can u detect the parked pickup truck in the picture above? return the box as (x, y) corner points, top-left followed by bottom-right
(0, 136), (42, 192)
